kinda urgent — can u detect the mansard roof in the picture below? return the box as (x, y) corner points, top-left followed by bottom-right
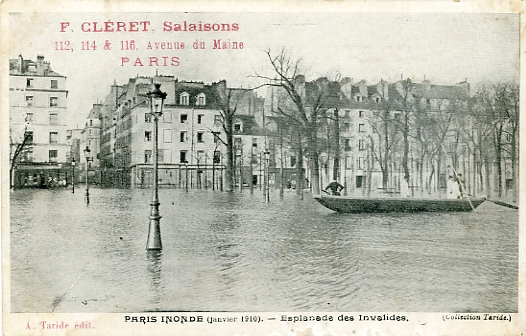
(9, 56), (65, 77)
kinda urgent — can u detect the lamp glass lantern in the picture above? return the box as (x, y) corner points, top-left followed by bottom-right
(83, 146), (91, 160)
(148, 83), (167, 118)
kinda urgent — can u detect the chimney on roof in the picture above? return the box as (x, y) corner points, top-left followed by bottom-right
(422, 78), (431, 91)
(36, 55), (46, 76)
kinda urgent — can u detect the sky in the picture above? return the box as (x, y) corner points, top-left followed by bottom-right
(9, 12), (520, 128)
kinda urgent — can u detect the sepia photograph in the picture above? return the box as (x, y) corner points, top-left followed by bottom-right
(2, 2), (523, 335)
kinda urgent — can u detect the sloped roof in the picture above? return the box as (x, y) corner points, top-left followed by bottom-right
(87, 104), (102, 119)
(233, 115), (263, 136)
(421, 84), (461, 99)
(174, 82), (219, 108)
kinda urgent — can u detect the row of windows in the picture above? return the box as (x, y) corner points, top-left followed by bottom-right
(144, 149), (221, 164)
(25, 112), (60, 125)
(21, 149), (61, 163)
(339, 124), (366, 133)
(144, 130), (210, 144)
(25, 96), (59, 107)
(343, 139), (367, 151)
(23, 131), (105, 147)
(179, 92), (206, 106)
(144, 112), (217, 124)
(23, 131), (61, 144)
(353, 95), (381, 103)
(339, 122), (366, 133)
(26, 79), (59, 89)
(341, 110), (366, 118)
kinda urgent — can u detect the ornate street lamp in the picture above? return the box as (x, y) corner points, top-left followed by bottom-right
(264, 150), (270, 202)
(71, 158), (76, 193)
(146, 83), (167, 250)
(83, 146), (92, 204)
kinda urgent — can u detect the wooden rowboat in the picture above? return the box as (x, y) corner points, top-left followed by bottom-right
(314, 195), (486, 213)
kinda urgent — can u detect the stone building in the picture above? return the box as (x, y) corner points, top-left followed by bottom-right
(9, 55), (69, 188)
(96, 75), (261, 189)
(264, 75), (477, 197)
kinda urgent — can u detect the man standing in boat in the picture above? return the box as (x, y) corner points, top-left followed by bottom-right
(325, 180), (344, 196)
(456, 173), (466, 198)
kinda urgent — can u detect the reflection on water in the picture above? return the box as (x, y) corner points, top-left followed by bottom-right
(146, 250), (163, 308)
(10, 188), (518, 313)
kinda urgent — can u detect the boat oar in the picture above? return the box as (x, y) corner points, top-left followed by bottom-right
(440, 144), (475, 211)
(486, 199), (518, 210)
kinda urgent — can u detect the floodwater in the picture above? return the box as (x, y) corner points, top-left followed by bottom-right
(9, 187), (518, 313)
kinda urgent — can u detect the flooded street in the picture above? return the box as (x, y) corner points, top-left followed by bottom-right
(10, 188), (517, 313)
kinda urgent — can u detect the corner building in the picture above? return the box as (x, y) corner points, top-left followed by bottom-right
(99, 75), (258, 188)
(9, 55), (69, 188)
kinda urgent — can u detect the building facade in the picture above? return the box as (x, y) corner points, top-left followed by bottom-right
(95, 75), (262, 189)
(9, 55), (70, 188)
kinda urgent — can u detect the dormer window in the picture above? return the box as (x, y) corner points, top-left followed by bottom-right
(180, 92), (189, 105)
(355, 95), (363, 102)
(234, 120), (243, 133)
(196, 93), (206, 106)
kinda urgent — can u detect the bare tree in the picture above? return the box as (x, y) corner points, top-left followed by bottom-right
(368, 82), (401, 189)
(472, 82), (519, 199)
(10, 124), (33, 188)
(414, 93), (460, 195)
(390, 79), (416, 188)
(211, 80), (254, 192)
(255, 49), (341, 194)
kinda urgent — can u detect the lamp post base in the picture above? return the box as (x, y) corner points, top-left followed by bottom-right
(147, 201), (162, 250)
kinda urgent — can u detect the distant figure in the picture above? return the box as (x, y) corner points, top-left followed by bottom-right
(447, 175), (460, 199)
(325, 180), (344, 196)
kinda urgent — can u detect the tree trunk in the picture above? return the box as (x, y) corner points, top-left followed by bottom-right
(484, 155), (491, 198)
(225, 120), (235, 192)
(382, 168), (389, 189)
(382, 111), (390, 188)
(279, 126), (284, 196)
(307, 123), (320, 195)
(296, 129), (304, 195)
(495, 130), (503, 198)
(332, 109), (340, 181)
(402, 115), (410, 184)
(511, 128), (518, 203)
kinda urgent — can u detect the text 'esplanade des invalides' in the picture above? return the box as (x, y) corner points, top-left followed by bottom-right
(60, 21), (240, 33)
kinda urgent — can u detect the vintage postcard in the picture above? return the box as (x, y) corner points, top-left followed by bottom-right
(2, 0), (524, 335)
